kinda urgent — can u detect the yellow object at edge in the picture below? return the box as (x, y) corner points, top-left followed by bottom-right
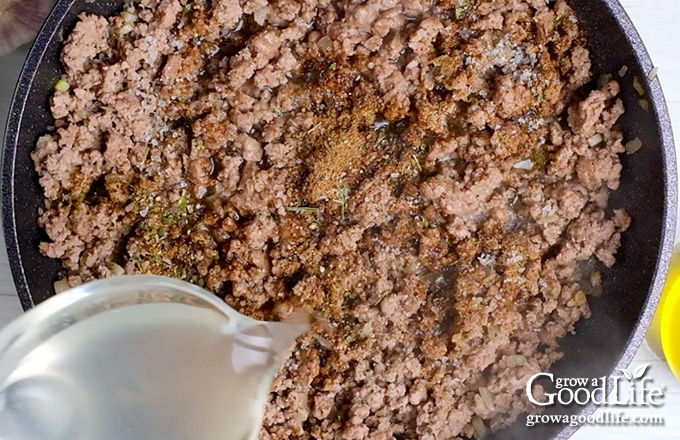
(661, 260), (680, 380)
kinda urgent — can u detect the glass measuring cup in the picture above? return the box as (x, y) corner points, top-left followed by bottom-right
(0, 275), (308, 440)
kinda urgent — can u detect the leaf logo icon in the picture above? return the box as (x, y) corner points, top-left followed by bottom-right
(633, 363), (650, 380)
(617, 368), (633, 381)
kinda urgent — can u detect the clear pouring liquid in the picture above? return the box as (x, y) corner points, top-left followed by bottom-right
(0, 276), (308, 440)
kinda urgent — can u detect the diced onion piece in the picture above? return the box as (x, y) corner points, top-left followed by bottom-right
(54, 79), (70, 92)
(618, 65), (628, 77)
(54, 278), (71, 294)
(479, 387), (495, 411)
(121, 12), (137, 23)
(590, 271), (602, 287)
(647, 66), (659, 81)
(541, 214), (559, 224)
(625, 137), (643, 155)
(574, 290), (588, 307)
(253, 7), (268, 26)
(295, 394), (309, 423)
(588, 270), (604, 297)
(507, 354), (527, 367)
(471, 182), (492, 197)
(472, 417), (488, 439)
(633, 76), (645, 96)
(487, 326), (501, 341)
(638, 99), (650, 111)
(120, 23), (134, 35)
(513, 159), (534, 170)
(110, 263), (125, 276)
(314, 334), (334, 350)
(317, 36), (333, 51)
(587, 133), (603, 147)
(588, 284), (604, 297)
(451, 334), (472, 354)
(360, 322), (374, 338)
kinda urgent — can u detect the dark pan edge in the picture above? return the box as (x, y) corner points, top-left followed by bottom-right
(2, 0), (78, 311)
(554, 0), (677, 439)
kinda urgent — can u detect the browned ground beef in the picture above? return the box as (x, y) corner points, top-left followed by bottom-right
(32, 0), (631, 438)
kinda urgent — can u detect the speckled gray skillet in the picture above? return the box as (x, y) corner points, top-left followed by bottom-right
(1, 0), (676, 438)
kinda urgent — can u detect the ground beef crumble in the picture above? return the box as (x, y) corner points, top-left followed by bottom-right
(32, 0), (630, 438)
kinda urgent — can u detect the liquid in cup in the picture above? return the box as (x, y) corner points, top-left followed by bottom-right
(0, 275), (308, 440)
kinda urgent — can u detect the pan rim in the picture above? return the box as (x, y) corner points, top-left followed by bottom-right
(552, 1), (677, 438)
(2, 0), (80, 311)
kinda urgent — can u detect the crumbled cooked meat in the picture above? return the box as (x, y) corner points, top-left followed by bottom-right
(32, 0), (630, 438)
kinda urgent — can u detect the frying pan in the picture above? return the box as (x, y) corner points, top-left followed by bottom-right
(1, 0), (677, 439)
